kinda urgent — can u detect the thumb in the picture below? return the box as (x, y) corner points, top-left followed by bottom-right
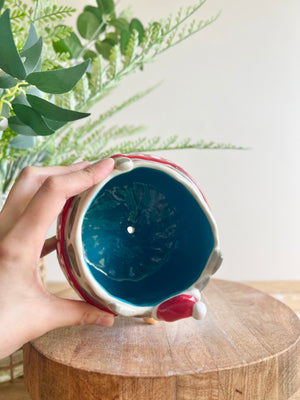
(43, 297), (115, 331)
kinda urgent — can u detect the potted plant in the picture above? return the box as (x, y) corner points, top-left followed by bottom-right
(0, 0), (240, 200)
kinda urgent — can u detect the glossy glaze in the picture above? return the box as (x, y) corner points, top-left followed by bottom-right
(57, 154), (222, 320)
(81, 167), (215, 306)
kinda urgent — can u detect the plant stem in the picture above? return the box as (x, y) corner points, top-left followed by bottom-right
(0, 81), (28, 115)
(76, 20), (107, 61)
(164, 0), (207, 36)
(33, 0), (40, 22)
(157, 12), (221, 57)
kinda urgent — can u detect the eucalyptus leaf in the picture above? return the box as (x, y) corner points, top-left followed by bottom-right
(8, 115), (38, 136)
(0, 0), (5, 12)
(53, 26), (83, 59)
(84, 6), (103, 22)
(130, 19), (145, 44)
(9, 134), (35, 149)
(97, 0), (114, 15)
(27, 94), (90, 122)
(22, 23), (39, 52)
(34, 57), (42, 73)
(12, 93), (30, 106)
(0, 10), (26, 80)
(1, 102), (9, 118)
(0, 73), (18, 89)
(110, 18), (130, 32)
(26, 86), (43, 98)
(43, 118), (67, 130)
(95, 38), (115, 60)
(26, 60), (90, 94)
(77, 11), (101, 40)
(83, 50), (97, 60)
(20, 37), (43, 74)
(106, 32), (119, 44)
(12, 104), (54, 136)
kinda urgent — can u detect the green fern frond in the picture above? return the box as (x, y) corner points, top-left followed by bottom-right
(55, 128), (75, 155)
(6, 0), (30, 46)
(77, 126), (106, 148)
(157, 0), (220, 55)
(102, 125), (145, 143)
(166, 29), (177, 48)
(163, 0), (207, 35)
(163, 16), (172, 34)
(81, 128), (136, 161)
(46, 124), (145, 166)
(33, 4), (76, 23)
(73, 74), (91, 107)
(80, 124), (144, 148)
(49, 25), (73, 42)
(5, 0), (31, 19)
(51, 153), (78, 166)
(90, 137), (150, 161)
(178, 24), (188, 40)
(188, 19), (196, 34)
(162, 13), (221, 52)
(10, 9), (27, 20)
(11, 24), (27, 49)
(90, 84), (161, 133)
(53, 90), (75, 111)
(89, 55), (106, 94)
(175, 7), (184, 25)
(124, 30), (139, 67)
(161, 135), (179, 148)
(42, 52), (71, 71)
(108, 45), (122, 78)
(11, 25), (26, 35)
(185, 6), (193, 18)
(142, 22), (163, 52)
(175, 138), (245, 150)
(93, 136), (244, 161)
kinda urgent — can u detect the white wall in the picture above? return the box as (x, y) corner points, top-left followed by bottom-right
(46, 0), (300, 282)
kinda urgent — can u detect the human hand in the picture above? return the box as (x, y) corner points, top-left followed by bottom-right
(0, 159), (115, 359)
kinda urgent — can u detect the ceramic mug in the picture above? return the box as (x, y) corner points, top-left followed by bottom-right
(56, 154), (223, 322)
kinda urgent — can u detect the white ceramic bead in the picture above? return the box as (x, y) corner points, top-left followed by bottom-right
(192, 301), (207, 320)
(0, 117), (8, 131)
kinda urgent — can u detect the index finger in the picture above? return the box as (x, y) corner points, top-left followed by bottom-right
(0, 162), (90, 237)
(12, 158), (115, 258)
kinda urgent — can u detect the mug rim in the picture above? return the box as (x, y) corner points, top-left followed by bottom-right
(67, 157), (220, 316)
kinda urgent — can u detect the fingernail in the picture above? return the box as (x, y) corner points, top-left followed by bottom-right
(93, 158), (115, 168)
(95, 314), (115, 327)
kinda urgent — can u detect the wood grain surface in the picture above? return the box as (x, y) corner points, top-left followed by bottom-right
(22, 279), (300, 400)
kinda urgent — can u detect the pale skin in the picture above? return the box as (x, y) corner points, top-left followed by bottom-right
(0, 158), (116, 359)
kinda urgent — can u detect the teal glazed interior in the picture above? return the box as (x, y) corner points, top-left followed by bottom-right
(81, 167), (215, 307)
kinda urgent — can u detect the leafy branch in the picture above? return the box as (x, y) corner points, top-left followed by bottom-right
(76, 1), (221, 112)
(0, 0), (239, 194)
(32, 4), (76, 23)
(91, 136), (243, 162)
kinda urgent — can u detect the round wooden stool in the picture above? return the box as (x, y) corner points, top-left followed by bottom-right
(23, 280), (300, 400)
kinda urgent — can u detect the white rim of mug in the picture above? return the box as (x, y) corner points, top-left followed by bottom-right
(68, 159), (220, 316)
